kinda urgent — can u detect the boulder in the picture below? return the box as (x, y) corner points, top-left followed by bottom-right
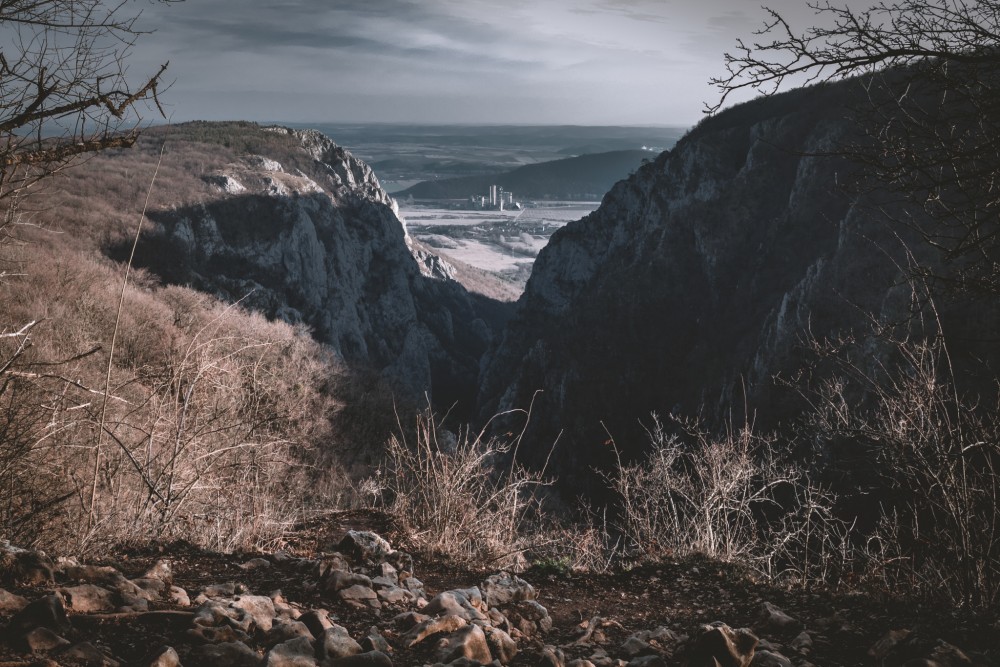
(435, 624), (492, 664)
(750, 650), (793, 667)
(322, 651), (392, 667)
(299, 609), (336, 637)
(503, 600), (552, 637)
(147, 646), (182, 667)
(56, 641), (121, 667)
(143, 559), (174, 584)
(0, 587), (28, 613)
(481, 572), (535, 607)
(402, 614), (468, 648)
(266, 636), (318, 667)
(189, 640), (263, 667)
(60, 583), (117, 613)
(231, 594), (278, 633)
(317, 625), (363, 661)
(0, 543), (54, 586)
(484, 625), (518, 664)
(7, 594), (71, 639)
(266, 619), (315, 648)
(754, 603), (802, 636)
(688, 622), (758, 667)
(425, 589), (487, 622)
(24, 626), (71, 652)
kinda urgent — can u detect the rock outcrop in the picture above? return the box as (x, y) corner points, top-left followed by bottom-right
(476, 81), (999, 489)
(129, 125), (509, 410)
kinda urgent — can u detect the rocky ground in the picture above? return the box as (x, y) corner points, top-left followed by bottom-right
(0, 511), (995, 667)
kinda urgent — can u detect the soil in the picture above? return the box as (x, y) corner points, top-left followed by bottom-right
(0, 510), (996, 666)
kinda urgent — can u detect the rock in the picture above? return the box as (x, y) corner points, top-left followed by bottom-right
(200, 582), (246, 599)
(436, 624), (492, 664)
(147, 646), (182, 667)
(393, 611), (430, 632)
(484, 625), (518, 664)
(915, 639), (977, 666)
(132, 577), (168, 600)
(481, 572), (535, 607)
(425, 589), (487, 622)
(337, 531), (394, 565)
(688, 622), (759, 667)
(0, 587), (28, 613)
(59, 563), (128, 588)
(187, 623), (251, 644)
(361, 627), (391, 654)
(266, 636), (318, 667)
(755, 603), (802, 636)
(143, 559), (174, 584)
(539, 645), (567, 667)
(7, 594), (71, 639)
(299, 609), (336, 637)
(57, 641), (121, 666)
(790, 631), (813, 654)
(376, 586), (414, 605)
(402, 614), (468, 647)
(337, 584), (380, 609)
(232, 594), (278, 633)
(627, 657), (665, 667)
(567, 661), (597, 667)
(0, 543), (54, 586)
(189, 640), (263, 667)
(24, 626), (71, 651)
(317, 625), (364, 661)
(621, 635), (654, 657)
(869, 629), (913, 660)
(322, 650), (393, 667)
(503, 600), (552, 637)
(750, 650), (793, 667)
(170, 585), (192, 607)
(267, 619), (315, 648)
(316, 555), (351, 579)
(325, 571), (373, 594)
(242, 558), (273, 570)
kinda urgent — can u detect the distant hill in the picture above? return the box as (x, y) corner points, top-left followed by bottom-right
(397, 150), (652, 200)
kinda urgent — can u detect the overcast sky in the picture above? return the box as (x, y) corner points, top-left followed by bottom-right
(130, 0), (820, 127)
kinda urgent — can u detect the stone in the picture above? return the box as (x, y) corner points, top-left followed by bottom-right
(169, 585), (192, 607)
(503, 600), (552, 637)
(539, 645), (567, 667)
(187, 624), (251, 645)
(360, 627), (391, 654)
(193, 599), (255, 634)
(337, 532), (393, 565)
(436, 624), (492, 664)
(325, 571), (373, 594)
(147, 646), (182, 667)
(749, 650), (793, 667)
(24, 626), (71, 652)
(567, 661), (597, 667)
(299, 609), (336, 637)
(0, 587), (28, 613)
(425, 589), (487, 622)
(481, 572), (535, 607)
(402, 614), (468, 647)
(393, 611), (430, 632)
(317, 625), (363, 661)
(232, 594), (278, 633)
(266, 619), (315, 648)
(755, 603), (802, 636)
(316, 555), (351, 579)
(627, 657), (666, 667)
(132, 577), (168, 600)
(266, 636), (318, 667)
(869, 629), (913, 660)
(338, 584), (380, 609)
(242, 558), (273, 570)
(57, 641), (121, 667)
(59, 564), (129, 588)
(322, 650), (393, 667)
(484, 626), (518, 664)
(188, 640), (263, 667)
(621, 635), (653, 657)
(376, 586), (414, 605)
(0, 543), (54, 586)
(7, 594), (71, 639)
(688, 622), (759, 667)
(790, 631), (813, 654)
(200, 582), (245, 599)
(143, 559), (174, 584)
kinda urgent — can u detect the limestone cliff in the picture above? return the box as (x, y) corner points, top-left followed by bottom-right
(131, 125), (509, 411)
(477, 83), (997, 484)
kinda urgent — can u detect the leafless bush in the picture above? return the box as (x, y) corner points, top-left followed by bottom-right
(608, 414), (852, 586)
(378, 408), (549, 569)
(802, 332), (1000, 608)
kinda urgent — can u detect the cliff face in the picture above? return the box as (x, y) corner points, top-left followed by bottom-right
(477, 84), (993, 483)
(133, 127), (508, 409)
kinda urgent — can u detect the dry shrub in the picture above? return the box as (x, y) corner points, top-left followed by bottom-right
(609, 414), (851, 586)
(805, 334), (1000, 608)
(377, 409), (548, 569)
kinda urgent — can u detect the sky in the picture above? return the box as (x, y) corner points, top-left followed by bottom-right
(129, 0), (821, 127)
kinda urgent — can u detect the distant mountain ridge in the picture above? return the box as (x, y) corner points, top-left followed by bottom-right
(398, 150), (650, 200)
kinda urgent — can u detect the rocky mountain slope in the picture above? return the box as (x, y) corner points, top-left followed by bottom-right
(476, 82), (998, 485)
(123, 125), (511, 413)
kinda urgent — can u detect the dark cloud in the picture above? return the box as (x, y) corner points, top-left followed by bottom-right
(131, 0), (818, 125)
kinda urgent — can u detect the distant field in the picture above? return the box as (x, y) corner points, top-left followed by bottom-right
(400, 201), (599, 288)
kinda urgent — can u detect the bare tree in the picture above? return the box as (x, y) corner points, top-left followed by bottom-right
(711, 1), (1000, 294)
(0, 0), (174, 206)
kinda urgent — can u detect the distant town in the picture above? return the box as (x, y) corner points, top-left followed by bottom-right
(470, 184), (523, 211)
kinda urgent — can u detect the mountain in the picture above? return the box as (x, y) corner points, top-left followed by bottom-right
(116, 123), (511, 413)
(476, 82), (1000, 490)
(397, 150), (651, 200)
